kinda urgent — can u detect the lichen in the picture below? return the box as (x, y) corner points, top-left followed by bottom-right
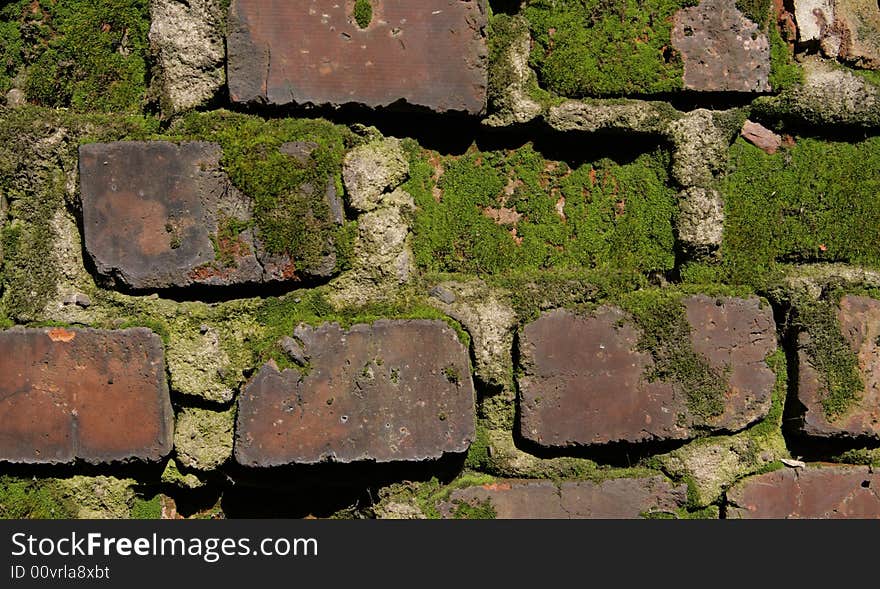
(174, 405), (236, 471)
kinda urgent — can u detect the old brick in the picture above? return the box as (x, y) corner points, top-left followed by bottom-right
(235, 320), (475, 466)
(671, 0), (771, 92)
(78, 141), (338, 291)
(439, 476), (689, 519)
(227, 0), (488, 114)
(518, 297), (776, 447)
(727, 465), (880, 518)
(797, 295), (880, 439)
(741, 120), (783, 154)
(0, 327), (173, 464)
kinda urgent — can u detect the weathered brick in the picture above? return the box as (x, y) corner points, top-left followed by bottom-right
(235, 320), (475, 466)
(0, 327), (173, 464)
(671, 0), (771, 92)
(798, 295), (880, 439)
(227, 0), (488, 114)
(78, 141), (340, 291)
(439, 476), (689, 519)
(795, 0), (880, 69)
(727, 465), (880, 518)
(519, 296), (777, 447)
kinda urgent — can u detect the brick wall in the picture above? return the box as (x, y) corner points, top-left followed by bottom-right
(0, 0), (879, 519)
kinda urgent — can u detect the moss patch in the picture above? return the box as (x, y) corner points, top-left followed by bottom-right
(0, 476), (76, 519)
(353, 0), (372, 29)
(768, 21), (802, 92)
(404, 140), (676, 277)
(2, 0), (150, 112)
(682, 136), (880, 288)
(793, 292), (863, 420)
(523, 0), (696, 97)
(167, 110), (358, 274)
(130, 495), (162, 519)
(619, 288), (729, 420)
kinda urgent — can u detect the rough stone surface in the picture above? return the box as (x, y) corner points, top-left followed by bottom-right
(677, 187), (725, 252)
(342, 138), (409, 212)
(795, 0), (836, 42)
(78, 141), (339, 291)
(753, 57), (880, 127)
(330, 139), (415, 306)
(797, 295), (880, 439)
(727, 465), (880, 518)
(806, 0), (880, 68)
(439, 476), (689, 519)
(235, 320), (475, 466)
(174, 406), (235, 471)
(671, 0), (771, 92)
(547, 99), (677, 134)
(667, 109), (730, 188)
(427, 280), (517, 391)
(227, 0), (488, 114)
(484, 14), (543, 127)
(0, 327), (173, 464)
(149, 0), (226, 113)
(741, 120), (783, 154)
(519, 297), (777, 447)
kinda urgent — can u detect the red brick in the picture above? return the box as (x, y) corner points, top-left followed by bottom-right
(78, 141), (340, 291)
(671, 0), (771, 92)
(0, 328), (173, 464)
(235, 320), (475, 466)
(727, 465), (880, 518)
(798, 295), (880, 439)
(519, 297), (777, 447)
(227, 0), (488, 114)
(439, 476), (689, 519)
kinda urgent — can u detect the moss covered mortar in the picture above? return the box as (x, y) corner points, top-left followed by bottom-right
(656, 349), (789, 506)
(174, 405), (236, 471)
(0, 1), (151, 112)
(484, 13), (548, 127)
(405, 139), (676, 278)
(752, 57), (880, 129)
(523, 0), (696, 97)
(329, 137), (415, 306)
(0, 475), (147, 519)
(681, 135), (880, 288)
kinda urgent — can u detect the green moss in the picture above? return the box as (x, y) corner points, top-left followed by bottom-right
(404, 140), (676, 277)
(618, 289), (729, 420)
(130, 495), (162, 519)
(794, 292), (863, 420)
(768, 22), (803, 92)
(0, 476), (76, 519)
(451, 499), (497, 519)
(688, 137), (880, 288)
(166, 111), (357, 273)
(832, 448), (880, 466)
(353, 0), (372, 29)
(523, 0), (696, 97)
(735, 0), (771, 28)
(2, 0), (151, 112)
(253, 288), (470, 368)
(0, 15), (23, 96)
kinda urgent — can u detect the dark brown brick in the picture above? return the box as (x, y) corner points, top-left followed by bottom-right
(727, 465), (880, 518)
(0, 327), (173, 464)
(235, 320), (475, 466)
(439, 476), (689, 519)
(798, 295), (880, 440)
(518, 297), (776, 447)
(671, 0), (771, 92)
(78, 141), (339, 291)
(227, 0), (488, 114)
